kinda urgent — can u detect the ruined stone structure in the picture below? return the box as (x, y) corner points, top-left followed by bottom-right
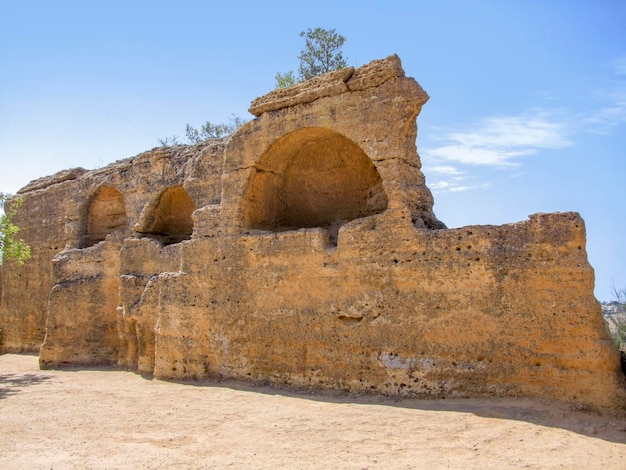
(1, 55), (624, 411)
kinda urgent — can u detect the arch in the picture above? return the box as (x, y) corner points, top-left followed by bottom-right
(141, 186), (196, 245)
(243, 127), (388, 237)
(84, 186), (127, 247)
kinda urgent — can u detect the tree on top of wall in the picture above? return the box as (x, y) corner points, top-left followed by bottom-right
(159, 27), (347, 146)
(0, 193), (31, 266)
(158, 114), (248, 147)
(183, 115), (248, 144)
(275, 27), (348, 88)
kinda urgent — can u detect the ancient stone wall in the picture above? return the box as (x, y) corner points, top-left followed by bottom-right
(0, 140), (227, 356)
(0, 170), (85, 352)
(1, 55), (624, 411)
(149, 212), (622, 411)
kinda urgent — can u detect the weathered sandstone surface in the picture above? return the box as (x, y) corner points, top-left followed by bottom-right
(1, 55), (624, 411)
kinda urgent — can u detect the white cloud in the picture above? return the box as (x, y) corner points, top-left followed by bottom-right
(424, 112), (573, 167)
(582, 86), (626, 134)
(421, 54), (626, 194)
(449, 183), (490, 192)
(584, 104), (626, 134)
(581, 55), (626, 133)
(427, 178), (490, 194)
(429, 181), (451, 190)
(608, 55), (626, 77)
(420, 111), (573, 193)
(428, 144), (528, 166)
(429, 165), (463, 175)
(425, 167), (489, 194)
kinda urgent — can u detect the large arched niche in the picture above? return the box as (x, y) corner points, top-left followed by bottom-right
(242, 127), (388, 238)
(139, 186), (196, 245)
(83, 186), (127, 248)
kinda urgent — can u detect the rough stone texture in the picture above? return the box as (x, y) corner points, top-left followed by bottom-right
(148, 212), (623, 412)
(42, 235), (122, 367)
(1, 55), (624, 411)
(117, 238), (182, 374)
(0, 140), (227, 355)
(0, 173), (81, 352)
(249, 67), (355, 117)
(345, 54), (406, 91)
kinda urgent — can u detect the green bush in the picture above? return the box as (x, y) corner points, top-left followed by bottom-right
(0, 193), (31, 266)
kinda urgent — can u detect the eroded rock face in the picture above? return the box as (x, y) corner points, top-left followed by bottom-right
(1, 55), (623, 411)
(241, 127), (389, 241)
(0, 140), (227, 356)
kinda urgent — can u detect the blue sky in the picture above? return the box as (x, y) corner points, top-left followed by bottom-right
(1, 1), (625, 300)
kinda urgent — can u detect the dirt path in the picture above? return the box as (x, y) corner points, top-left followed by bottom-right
(1, 354), (626, 469)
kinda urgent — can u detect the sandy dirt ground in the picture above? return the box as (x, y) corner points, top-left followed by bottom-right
(2, 354), (626, 469)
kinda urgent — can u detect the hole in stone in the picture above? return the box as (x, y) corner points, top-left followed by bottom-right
(139, 186), (196, 245)
(82, 186), (127, 248)
(242, 127), (388, 244)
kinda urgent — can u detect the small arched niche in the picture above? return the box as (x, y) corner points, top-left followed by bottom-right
(141, 186), (196, 245)
(243, 127), (388, 238)
(84, 186), (127, 247)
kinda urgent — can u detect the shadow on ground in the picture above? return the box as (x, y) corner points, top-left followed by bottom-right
(0, 372), (53, 399)
(165, 375), (626, 445)
(3, 353), (626, 445)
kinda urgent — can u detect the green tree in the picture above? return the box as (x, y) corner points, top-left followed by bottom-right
(298, 27), (348, 80)
(159, 114), (247, 147)
(185, 115), (247, 144)
(0, 193), (31, 266)
(275, 27), (348, 88)
(274, 70), (297, 89)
